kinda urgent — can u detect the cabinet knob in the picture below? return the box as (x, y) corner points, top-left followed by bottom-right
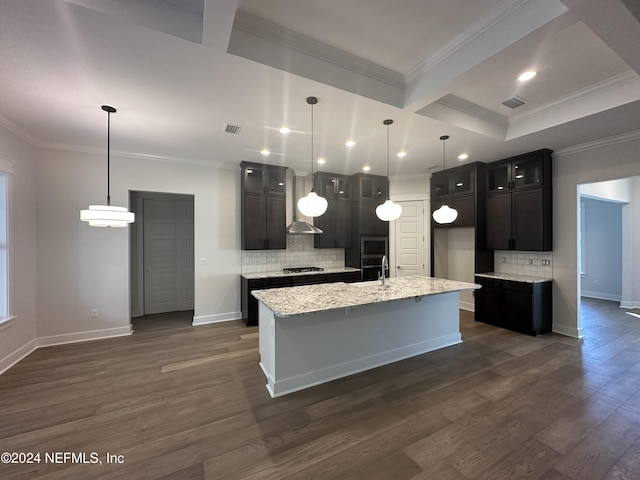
(397, 265), (401, 269)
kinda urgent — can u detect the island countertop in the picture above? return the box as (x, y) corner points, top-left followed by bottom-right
(252, 275), (480, 317)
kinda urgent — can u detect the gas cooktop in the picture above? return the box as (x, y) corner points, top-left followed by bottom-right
(282, 267), (324, 274)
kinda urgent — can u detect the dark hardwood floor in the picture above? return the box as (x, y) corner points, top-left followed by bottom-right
(1, 298), (640, 479)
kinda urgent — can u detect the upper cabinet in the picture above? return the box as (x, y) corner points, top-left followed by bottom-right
(314, 173), (351, 201)
(313, 172), (352, 249)
(431, 164), (474, 199)
(486, 149), (551, 193)
(484, 150), (552, 251)
(430, 162), (483, 229)
(352, 173), (388, 202)
(240, 162), (288, 250)
(241, 162), (287, 196)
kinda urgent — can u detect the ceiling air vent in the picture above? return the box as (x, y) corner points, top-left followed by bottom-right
(224, 123), (242, 134)
(502, 96), (526, 109)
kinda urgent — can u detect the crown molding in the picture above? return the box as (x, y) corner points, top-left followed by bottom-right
(0, 113), (40, 146)
(554, 129), (640, 156)
(405, 0), (530, 80)
(38, 142), (237, 170)
(232, 10), (404, 89)
(436, 94), (508, 128)
(510, 71), (640, 124)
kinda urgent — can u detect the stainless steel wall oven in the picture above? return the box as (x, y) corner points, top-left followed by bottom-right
(360, 236), (388, 280)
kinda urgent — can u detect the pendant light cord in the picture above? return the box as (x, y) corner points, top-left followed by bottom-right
(310, 101), (314, 178)
(106, 109), (111, 206)
(386, 122), (390, 200)
(306, 97), (318, 191)
(383, 119), (393, 200)
(440, 134), (449, 171)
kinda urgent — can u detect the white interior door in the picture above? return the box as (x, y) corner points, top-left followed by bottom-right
(395, 201), (425, 277)
(143, 198), (194, 314)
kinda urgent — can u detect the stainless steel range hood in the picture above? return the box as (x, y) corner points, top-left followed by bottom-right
(286, 174), (322, 234)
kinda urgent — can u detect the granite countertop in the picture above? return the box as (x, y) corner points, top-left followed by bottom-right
(252, 275), (480, 317)
(475, 272), (553, 283)
(241, 267), (360, 280)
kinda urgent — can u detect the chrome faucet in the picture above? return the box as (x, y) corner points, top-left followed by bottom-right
(379, 255), (388, 289)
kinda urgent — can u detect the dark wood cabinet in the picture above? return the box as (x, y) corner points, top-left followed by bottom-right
(241, 271), (361, 325)
(430, 196), (475, 228)
(345, 173), (389, 271)
(430, 163), (479, 229)
(241, 162), (286, 196)
(240, 162), (287, 250)
(474, 275), (552, 335)
(431, 164), (474, 199)
(429, 162), (493, 276)
(486, 149), (550, 193)
(314, 172), (351, 201)
(313, 172), (352, 249)
(352, 173), (387, 201)
(484, 150), (552, 251)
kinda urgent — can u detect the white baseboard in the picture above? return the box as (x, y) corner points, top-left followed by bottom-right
(460, 301), (475, 312)
(620, 300), (640, 309)
(37, 326), (133, 347)
(192, 311), (241, 326)
(581, 290), (622, 302)
(553, 323), (582, 338)
(0, 339), (38, 375)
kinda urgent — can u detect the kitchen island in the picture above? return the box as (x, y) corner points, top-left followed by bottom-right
(252, 275), (480, 397)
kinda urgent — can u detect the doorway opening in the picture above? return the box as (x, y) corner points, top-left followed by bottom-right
(577, 177), (634, 334)
(130, 191), (195, 321)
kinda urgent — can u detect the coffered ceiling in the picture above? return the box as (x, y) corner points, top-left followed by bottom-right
(1, 0), (639, 177)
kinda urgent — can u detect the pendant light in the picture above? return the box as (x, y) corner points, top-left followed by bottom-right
(80, 105), (135, 227)
(297, 96), (328, 218)
(375, 119), (402, 221)
(432, 135), (458, 224)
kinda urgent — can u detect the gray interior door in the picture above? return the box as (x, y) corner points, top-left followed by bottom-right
(143, 198), (194, 315)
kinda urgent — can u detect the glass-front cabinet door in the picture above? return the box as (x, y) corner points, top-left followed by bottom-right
(243, 164), (265, 194)
(486, 163), (510, 193)
(431, 171), (450, 198)
(512, 157), (543, 189)
(335, 176), (350, 200)
(452, 168), (472, 196)
(266, 166), (286, 195)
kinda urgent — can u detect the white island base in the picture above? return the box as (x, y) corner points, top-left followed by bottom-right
(258, 288), (464, 398)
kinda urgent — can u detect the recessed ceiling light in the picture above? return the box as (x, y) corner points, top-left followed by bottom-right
(458, 153), (469, 160)
(261, 149), (270, 156)
(362, 165), (371, 172)
(279, 127), (291, 134)
(345, 140), (356, 148)
(397, 151), (407, 158)
(518, 70), (537, 81)
(317, 158), (326, 165)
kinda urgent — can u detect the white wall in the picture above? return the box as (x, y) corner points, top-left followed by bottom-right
(36, 148), (241, 342)
(554, 135), (640, 337)
(0, 125), (38, 373)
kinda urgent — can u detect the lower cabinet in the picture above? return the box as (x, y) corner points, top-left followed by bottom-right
(474, 275), (552, 335)
(241, 272), (361, 325)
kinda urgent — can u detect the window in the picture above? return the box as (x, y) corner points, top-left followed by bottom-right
(0, 159), (11, 322)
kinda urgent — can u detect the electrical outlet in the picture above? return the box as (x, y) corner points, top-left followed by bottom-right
(375, 327), (382, 337)
(90, 309), (98, 318)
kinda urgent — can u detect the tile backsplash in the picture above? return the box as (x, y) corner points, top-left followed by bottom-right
(241, 234), (345, 273)
(494, 250), (553, 278)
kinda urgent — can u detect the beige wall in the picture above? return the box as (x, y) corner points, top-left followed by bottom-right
(553, 136), (640, 337)
(35, 148), (241, 343)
